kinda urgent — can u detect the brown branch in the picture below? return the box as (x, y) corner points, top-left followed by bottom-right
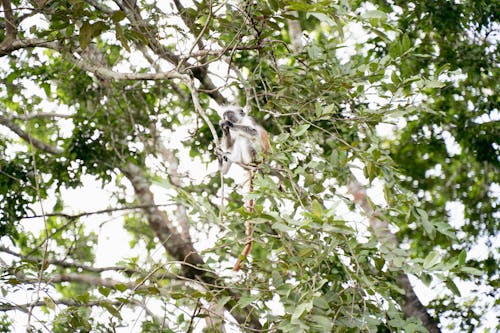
(348, 176), (441, 333)
(0, 113), (64, 154)
(120, 162), (262, 330)
(116, 1), (227, 105)
(0, 0), (16, 42)
(156, 143), (192, 243)
(0, 299), (122, 312)
(187, 44), (265, 58)
(15, 272), (137, 289)
(0, 297), (161, 324)
(11, 113), (73, 120)
(0, 38), (59, 56)
(121, 162), (206, 277)
(66, 53), (189, 81)
(22, 204), (175, 220)
(82, 0), (114, 15)
(0, 245), (175, 277)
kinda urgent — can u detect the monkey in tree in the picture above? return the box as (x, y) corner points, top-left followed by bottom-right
(217, 107), (270, 271)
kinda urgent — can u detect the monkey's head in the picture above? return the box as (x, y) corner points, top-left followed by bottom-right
(222, 108), (245, 123)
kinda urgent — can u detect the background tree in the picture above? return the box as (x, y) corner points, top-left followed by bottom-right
(0, 0), (497, 332)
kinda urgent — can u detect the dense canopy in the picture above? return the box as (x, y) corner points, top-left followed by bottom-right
(0, 0), (498, 332)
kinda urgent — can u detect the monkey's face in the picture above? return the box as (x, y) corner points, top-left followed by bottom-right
(223, 109), (245, 123)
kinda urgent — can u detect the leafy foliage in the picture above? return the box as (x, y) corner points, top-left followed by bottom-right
(0, 0), (497, 332)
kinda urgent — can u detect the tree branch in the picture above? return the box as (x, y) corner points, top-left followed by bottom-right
(156, 141), (192, 243)
(66, 53), (190, 81)
(0, 245), (174, 277)
(0, 38), (59, 56)
(22, 204), (175, 220)
(0, 113), (64, 154)
(0, 299), (122, 312)
(120, 162), (262, 330)
(11, 113), (73, 120)
(0, 0), (16, 42)
(115, 0), (227, 105)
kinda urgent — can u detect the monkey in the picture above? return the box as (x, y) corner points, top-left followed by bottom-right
(216, 107), (270, 271)
(218, 107), (270, 174)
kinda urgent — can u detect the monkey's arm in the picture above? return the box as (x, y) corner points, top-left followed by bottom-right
(230, 124), (258, 138)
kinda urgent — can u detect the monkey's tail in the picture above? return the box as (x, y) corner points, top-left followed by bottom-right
(233, 171), (254, 271)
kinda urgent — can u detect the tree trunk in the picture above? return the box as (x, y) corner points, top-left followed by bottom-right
(348, 177), (441, 333)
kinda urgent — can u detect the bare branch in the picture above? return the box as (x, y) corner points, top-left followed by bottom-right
(0, 38), (59, 56)
(66, 53), (190, 81)
(23, 204), (175, 220)
(0, 245), (162, 276)
(0, 299), (121, 312)
(187, 44), (265, 58)
(0, 0), (16, 41)
(82, 0), (114, 15)
(187, 80), (220, 147)
(0, 113), (64, 155)
(11, 113), (73, 120)
(115, 0), (227, 104)
(0, 297), (161, 325)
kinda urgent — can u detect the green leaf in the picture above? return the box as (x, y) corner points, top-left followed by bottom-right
(309, 12), (335, 25)
(44, 296), (56, 310)
(98, 286), (111, 297)
(268, 0), (279, 11)
(293, 124), (310, 137)
(445, 279), (461, 296)
(420, 273), (432, 286)
(362, 10), (387, 20)
(416, 208), (434, 238)
(91, 21), (107, 37)
(461, 267), (482, 276)
(311, 199), (323, 217)
(111, 11), (127, 22)
(391, 71), (400, 84)
(273, 222), (295, 232)
(291, 301), (312, 321)
(114, 283), (128, 292)
(100, 301), (123, 320)
(423, 250), (441, 269)
(458, 250), (467, 266)
(115, 24), (130, 52)
(424, 79), (445, 89)
(79, 21), (92, 50)
(311, 314), (333, 330)
(402, 34), (411, 52)
(238, 294), (256, 308)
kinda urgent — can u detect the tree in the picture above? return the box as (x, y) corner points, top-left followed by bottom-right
(0, 0), (497, 332)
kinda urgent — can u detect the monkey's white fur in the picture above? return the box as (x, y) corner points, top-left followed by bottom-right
(218, 106), (269, 174)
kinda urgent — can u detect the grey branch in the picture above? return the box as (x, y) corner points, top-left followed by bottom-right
(1, 245), (137, 275)
(0, 297), (160, 323)
(0, 113), (64, 155)
(0, 38), (59, 56)
(67, 53), (190, 81)
(0, 299), (121, 312)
